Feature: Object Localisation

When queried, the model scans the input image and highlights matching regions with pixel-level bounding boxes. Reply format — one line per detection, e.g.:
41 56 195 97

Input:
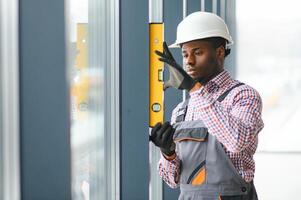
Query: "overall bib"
173 83 258 200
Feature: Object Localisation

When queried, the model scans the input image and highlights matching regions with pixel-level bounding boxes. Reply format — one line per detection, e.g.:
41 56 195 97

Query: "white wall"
254 153 301 199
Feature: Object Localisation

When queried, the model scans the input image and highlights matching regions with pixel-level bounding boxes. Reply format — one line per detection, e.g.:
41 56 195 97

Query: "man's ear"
216 46 225 59
216 46 225 67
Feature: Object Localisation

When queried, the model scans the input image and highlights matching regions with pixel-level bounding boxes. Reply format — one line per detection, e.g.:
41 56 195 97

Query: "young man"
150 12 264 200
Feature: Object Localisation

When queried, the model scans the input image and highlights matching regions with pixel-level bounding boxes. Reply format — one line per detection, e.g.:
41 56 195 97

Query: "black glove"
149 122 175 156
155 41 196 91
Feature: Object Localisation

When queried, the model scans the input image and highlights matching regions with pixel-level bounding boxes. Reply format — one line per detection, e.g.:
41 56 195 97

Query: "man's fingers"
163 42 173 59
158 58 174 66
162 41 169 52
150 122 161 143
155 50 165 57
167 128 175 143
157 122 170 139
161 126 173 143
152 122 162 132
151 122 162 138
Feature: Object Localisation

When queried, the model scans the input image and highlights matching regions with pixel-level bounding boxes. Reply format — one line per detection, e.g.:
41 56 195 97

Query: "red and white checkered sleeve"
158 154 180 188
156 103 182 188
195 86 264 153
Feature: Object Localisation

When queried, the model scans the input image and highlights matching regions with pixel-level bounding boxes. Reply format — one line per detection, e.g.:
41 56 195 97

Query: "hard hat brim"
168 42 180 48
168 39 234 49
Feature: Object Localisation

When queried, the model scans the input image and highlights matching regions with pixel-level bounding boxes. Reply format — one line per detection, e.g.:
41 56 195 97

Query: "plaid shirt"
158 70 264 188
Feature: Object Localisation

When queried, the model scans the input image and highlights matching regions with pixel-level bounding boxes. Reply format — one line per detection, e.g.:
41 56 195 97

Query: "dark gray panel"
120 0 149 199
217 0 221 16
188 0 201 14
224 0 237 77
162 3 183 200
163 0 184 122
19 0 71 199
205 0 213 12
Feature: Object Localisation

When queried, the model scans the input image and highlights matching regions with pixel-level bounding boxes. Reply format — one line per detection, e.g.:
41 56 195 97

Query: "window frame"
0 0 21 199
65 0 120 199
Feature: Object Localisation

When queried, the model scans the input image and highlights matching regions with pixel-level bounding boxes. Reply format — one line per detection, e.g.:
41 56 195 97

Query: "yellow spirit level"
149 23 164 127
149 1 164 199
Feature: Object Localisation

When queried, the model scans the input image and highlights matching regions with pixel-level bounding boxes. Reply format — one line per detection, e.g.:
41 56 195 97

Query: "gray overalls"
172 83 258 200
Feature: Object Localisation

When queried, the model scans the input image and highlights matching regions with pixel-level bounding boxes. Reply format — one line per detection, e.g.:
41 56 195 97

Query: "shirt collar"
204 70 232 93
189 70 232 98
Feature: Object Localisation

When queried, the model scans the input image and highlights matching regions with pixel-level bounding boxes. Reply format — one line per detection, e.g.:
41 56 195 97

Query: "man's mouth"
187 69 197 76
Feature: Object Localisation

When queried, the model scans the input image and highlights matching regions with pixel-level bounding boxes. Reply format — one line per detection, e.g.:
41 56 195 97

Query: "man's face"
181 39 223 84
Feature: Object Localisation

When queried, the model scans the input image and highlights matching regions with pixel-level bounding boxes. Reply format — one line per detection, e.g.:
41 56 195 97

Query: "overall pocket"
187 160 206 185
173 120 208 185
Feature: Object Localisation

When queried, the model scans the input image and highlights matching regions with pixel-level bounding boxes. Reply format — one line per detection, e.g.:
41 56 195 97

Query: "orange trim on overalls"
191 168 206 185
174 137 206 143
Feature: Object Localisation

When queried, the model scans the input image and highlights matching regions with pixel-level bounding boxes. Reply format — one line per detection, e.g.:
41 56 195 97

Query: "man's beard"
193 61 222 85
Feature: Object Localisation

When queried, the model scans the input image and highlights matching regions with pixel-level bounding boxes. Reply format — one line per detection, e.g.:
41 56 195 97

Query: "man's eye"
195 51 201 55
182 54 188 58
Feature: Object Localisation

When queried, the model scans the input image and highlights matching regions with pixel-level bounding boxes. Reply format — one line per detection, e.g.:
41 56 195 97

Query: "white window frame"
104 0 120 198
0 0 20 199
65 0 120 198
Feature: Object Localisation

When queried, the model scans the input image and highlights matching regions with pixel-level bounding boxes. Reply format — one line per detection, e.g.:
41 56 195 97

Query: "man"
150 12 264 200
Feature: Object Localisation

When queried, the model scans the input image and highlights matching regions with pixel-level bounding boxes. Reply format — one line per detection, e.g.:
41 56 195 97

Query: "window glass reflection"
67 0 105 199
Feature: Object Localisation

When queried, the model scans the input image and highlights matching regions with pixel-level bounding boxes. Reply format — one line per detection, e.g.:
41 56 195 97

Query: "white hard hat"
169 11 233 48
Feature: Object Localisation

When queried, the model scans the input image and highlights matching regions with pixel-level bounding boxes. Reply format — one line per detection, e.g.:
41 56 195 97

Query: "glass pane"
66 0 105 199
236 0 301 151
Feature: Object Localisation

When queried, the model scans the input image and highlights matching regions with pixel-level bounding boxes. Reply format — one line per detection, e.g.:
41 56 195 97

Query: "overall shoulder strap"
217 82 244 102
175 83 244 122
175 99 189 123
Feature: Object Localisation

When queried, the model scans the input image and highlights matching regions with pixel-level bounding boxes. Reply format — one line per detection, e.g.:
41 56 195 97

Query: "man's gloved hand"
155 41 196 91
149 122 175 156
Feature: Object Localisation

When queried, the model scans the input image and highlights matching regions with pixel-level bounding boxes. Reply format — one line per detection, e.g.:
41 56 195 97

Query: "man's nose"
185 54 195 66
